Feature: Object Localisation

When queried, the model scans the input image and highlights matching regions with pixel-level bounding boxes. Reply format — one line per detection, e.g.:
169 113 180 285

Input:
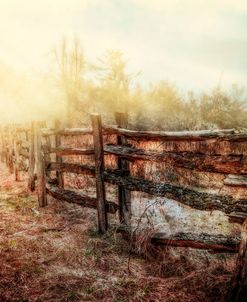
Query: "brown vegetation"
0 163 239 302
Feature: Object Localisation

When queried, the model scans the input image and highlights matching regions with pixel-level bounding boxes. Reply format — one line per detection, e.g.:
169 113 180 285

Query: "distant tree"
50 39 247 130
52 36 87 125
147 81 184 130
94 50 138 114
199 85 247 129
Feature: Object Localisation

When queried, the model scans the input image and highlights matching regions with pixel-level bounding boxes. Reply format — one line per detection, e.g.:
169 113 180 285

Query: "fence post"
4 127 8 166
28 121 36 191
91 113 108 233
35 121 47 207
44 135 52 181
13 128 21 181
0 127 5 163
55 120 64 188
115 112 131 226
7 126 14 174
226 218 247 302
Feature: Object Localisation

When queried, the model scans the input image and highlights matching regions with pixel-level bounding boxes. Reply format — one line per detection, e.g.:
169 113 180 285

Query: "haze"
0 0 246 122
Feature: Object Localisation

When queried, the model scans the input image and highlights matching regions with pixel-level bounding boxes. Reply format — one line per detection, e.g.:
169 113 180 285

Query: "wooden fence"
0 113 247 301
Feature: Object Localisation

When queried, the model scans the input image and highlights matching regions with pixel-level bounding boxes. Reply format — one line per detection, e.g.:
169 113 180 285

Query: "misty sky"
0 0 246 93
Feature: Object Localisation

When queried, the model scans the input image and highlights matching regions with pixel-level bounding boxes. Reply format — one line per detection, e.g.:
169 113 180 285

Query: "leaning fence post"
35 121 47 207
91 113 108 233
55 120 64 188
28 121 36 191
115 112 131 226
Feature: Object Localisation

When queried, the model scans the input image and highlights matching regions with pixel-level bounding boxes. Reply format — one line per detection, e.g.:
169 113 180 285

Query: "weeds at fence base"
0 167 238 301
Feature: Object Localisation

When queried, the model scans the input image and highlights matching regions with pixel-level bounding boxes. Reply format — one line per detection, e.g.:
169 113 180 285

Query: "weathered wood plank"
116 225 240 253
43 131 52 179
46 184 118 214
103 127 247 141
104 144 247 175
35 122 47 207
103 171 247 214
115 113 131 226
91 114 108 233
13 131 21 181
226 218 247 301
47 162 96 176
55 120 64 188
28 122 36 192
0 129 5 163
224 174 247 187
41 127 92 136
48 147 94 156
151 232 240 252
7 127 14 174
45 162 247 215
41 126 247 141
228 212 247 224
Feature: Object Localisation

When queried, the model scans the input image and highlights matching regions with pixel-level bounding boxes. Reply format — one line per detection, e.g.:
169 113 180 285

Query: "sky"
0 0 246 93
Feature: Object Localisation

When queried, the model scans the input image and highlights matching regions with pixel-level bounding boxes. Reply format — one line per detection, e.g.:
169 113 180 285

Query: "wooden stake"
7 127 14 174
226 218 247 302
0 127 5 163
13 129 21 181
28 122 36 191
35 121 47 207
55 120 64 188
91 114 108 233
115 112 131 226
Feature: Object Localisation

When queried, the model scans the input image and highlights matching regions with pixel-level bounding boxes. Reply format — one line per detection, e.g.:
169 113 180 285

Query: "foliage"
52 38 247 130
1 37 246 129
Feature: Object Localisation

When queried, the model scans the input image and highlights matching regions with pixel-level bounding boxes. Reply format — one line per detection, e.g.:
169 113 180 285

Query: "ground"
0 163 237 302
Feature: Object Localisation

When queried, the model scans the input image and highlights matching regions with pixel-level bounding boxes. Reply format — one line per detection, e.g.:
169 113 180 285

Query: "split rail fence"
0 113 247 301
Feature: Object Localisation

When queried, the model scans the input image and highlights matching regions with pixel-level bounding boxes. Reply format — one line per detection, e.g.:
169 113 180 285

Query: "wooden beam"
47 147 94 156
28 122 36 192
103 171 247 214
224 174 247 187
0 128 5 163
104 144 247 175
7 127 14 174
151 232 240 253
116 225 240 253
43 130 52 180
13 130 21 181
55 120 64 188
115 112 131 225
228 212 247 224
103 127 247 141
46 184 118 214
35 121 47 207
226 218 247 301
91 113 108 233
47 162 95 176
45 162 247 215
41 127 92 136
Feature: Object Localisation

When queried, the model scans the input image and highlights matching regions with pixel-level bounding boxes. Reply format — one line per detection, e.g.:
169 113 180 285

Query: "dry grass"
0 163 236 302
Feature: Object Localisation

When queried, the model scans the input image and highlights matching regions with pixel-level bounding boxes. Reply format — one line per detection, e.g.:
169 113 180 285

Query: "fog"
0 0 246 127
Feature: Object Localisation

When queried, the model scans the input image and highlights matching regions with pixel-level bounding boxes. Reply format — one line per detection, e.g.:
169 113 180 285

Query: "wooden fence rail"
0 114 247 301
